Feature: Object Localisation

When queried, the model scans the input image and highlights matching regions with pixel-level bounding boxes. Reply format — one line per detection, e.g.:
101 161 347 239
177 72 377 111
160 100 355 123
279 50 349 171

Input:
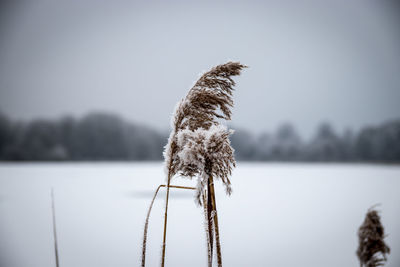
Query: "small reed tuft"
357 207 390 267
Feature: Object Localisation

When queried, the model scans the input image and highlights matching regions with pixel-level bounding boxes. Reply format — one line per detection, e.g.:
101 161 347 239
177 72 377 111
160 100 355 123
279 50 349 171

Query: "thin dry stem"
161 174 171 267
51 188 60 267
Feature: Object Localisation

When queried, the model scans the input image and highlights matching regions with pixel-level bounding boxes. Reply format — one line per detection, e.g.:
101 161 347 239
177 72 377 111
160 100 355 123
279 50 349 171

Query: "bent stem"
141 184 195 267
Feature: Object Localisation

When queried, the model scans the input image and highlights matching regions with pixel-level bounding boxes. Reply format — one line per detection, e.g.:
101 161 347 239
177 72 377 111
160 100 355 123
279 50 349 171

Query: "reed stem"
208 175 222 267
203 190 214 267
51 188 60 267
161 174 172 267
207 180 214 266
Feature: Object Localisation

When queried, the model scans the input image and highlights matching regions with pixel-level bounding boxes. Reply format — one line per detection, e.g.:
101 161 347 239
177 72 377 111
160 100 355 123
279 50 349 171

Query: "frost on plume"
176 125 235 204
162 61 246 204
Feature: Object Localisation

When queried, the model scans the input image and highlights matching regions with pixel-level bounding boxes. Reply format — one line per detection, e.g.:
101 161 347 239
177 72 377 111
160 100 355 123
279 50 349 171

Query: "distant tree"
376 120 400 162
19 120 64 160
71 113 130 160
355 120 400 163
57 116 77 159
341 128 356 161
306 122 343 161
124 124 164 160
0 111 11 158
355 127 379 161
256 132 273 160
1 121 25 160
270 123 303 161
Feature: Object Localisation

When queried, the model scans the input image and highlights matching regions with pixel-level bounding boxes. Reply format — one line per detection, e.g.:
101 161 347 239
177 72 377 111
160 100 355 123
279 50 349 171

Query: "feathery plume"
175 124 235 204
357 207 390 267
160 62 246 267
164 62 245 200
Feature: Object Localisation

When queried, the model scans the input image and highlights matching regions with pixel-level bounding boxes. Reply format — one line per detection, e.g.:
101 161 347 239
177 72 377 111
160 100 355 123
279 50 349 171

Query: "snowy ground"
0 162 399 267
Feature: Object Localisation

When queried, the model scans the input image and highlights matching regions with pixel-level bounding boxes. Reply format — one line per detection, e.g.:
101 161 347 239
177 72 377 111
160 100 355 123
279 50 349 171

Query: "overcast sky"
0 0 399 137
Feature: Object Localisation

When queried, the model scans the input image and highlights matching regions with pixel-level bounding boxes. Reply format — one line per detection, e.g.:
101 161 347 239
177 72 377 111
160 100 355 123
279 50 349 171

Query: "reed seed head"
163 61 246 204
357 207 390 267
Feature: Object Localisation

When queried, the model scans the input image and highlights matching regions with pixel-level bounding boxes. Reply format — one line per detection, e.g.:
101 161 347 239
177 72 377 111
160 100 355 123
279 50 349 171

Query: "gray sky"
0 0 399 137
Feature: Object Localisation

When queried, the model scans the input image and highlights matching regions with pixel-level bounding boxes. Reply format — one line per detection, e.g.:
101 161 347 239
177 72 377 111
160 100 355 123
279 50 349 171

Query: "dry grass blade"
51 188 60 267
357 207 390 267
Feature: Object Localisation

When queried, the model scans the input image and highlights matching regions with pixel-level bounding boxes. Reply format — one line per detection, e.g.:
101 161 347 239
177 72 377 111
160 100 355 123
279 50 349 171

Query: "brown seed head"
357 208 390 267
163 61 246 204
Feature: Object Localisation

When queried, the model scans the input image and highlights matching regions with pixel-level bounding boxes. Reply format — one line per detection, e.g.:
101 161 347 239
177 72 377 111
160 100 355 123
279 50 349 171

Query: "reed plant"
141 62 246 267
357 207 390 267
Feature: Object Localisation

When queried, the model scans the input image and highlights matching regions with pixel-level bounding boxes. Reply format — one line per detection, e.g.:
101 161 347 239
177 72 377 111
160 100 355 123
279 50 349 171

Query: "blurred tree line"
231 121 400 162
0 111 399 162
0 112 164 161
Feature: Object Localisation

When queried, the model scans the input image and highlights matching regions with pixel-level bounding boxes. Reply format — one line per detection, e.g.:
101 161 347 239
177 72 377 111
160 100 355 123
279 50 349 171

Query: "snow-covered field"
0 163 399 267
